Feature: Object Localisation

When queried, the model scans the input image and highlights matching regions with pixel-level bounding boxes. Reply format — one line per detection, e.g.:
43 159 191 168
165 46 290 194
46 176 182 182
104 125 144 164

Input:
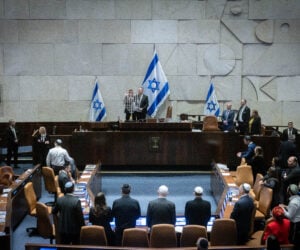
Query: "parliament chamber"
0 121 298 250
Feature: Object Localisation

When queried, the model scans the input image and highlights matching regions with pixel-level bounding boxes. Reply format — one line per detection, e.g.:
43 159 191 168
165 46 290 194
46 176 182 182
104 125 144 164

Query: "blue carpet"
12 171 215 250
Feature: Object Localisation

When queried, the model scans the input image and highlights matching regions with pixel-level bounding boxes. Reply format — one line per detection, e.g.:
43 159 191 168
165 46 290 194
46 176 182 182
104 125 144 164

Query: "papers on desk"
0 211 6 223
80 175 91 179
1 194 8 197
217 163 229 170
222 172 230 176
175 226 183 233
228 183 237 187
3 188 11 193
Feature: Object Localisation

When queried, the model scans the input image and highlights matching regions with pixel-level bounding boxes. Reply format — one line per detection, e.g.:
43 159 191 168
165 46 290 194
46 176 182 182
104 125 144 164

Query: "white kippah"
242 183 251 192
194 186 203 194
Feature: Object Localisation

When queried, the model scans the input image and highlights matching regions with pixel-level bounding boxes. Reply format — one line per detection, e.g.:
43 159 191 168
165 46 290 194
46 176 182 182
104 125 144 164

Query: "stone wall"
0 0 299 128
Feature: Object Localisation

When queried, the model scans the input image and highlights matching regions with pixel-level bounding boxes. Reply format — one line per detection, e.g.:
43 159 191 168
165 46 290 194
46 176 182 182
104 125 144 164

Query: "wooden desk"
0 165 41 250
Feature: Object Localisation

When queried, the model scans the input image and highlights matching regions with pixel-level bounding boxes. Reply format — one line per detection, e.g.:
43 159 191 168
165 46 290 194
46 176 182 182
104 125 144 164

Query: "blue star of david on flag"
147 78 160 93
89 80 107 122
142 50 170 117
204 82 220 116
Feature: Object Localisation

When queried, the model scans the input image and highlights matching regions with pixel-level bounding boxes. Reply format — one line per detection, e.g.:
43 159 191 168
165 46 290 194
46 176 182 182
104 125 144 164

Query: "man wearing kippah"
230 183 254 245
184 186 211 227
112 184 141 245
52 181 85 244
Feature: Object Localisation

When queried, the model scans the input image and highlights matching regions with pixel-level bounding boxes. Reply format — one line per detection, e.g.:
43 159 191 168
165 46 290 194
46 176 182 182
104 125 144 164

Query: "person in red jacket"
262 206 290 244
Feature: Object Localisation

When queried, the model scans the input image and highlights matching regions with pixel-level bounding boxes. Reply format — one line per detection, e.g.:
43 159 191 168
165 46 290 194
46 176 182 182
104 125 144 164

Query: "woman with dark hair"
249 146 267 181
89 192 115 245
248 109 261 135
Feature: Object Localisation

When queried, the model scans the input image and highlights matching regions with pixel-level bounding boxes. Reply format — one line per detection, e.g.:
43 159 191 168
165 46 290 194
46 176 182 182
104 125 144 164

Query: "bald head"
158 185 169 197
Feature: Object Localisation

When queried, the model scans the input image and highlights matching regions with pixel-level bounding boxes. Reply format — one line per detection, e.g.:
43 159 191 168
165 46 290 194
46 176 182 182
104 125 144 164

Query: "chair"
122 228 149 247
180 225 207 247
249 173 264 201
80 225 107 246
255 186 273 220
0 166 14 187
146 118 157 123
210 218 237 246
54 175 63 198
202 115 220 131
24 182 52 236
150 224 177 248
36 202 55 244
42 167 58 206
235 165 254 187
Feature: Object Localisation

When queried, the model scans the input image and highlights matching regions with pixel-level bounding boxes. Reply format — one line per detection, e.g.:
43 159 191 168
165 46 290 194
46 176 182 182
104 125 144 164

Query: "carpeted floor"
10 167 216 250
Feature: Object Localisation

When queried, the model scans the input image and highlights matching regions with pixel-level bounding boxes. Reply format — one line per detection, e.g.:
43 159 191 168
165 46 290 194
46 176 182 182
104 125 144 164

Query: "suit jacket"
184 197 211 226
221 110 235 131
241 142 256 162
230 194 254 244
138 94 149 114
112 195 141 230
52 193 85 235
278 140 298 168
146 197 176 227
236 105 250 123
5 126 19 148
282 127 298 141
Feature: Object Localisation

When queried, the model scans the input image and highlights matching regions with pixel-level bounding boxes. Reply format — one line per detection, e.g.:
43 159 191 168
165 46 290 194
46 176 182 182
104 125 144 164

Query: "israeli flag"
142 50 170 117
204 82 220 116
89 80 107 122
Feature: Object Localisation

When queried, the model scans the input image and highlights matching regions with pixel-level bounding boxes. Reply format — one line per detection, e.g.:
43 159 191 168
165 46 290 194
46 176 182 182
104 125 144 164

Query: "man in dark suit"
133 87 149 121
230 183 254 245
236 135 256 163
5 119 19 167
221 102 235 132
184 186 211 226
52 181 85 244
282 121 298 143
146 185 176 228
236 99 250 135
112 184 141 245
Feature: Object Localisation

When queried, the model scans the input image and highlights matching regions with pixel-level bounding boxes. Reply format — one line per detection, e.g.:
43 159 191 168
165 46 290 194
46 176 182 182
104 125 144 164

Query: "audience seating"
54 175 63 198
36 202 55 244
255 186 273 220
210 219 237 246
202 116 220 131
235 165 254 187
180 225 207 247
80 225 107 246
150 224 177 248
41 167 58 206
0 166 14 187
24 182 52 236
122 228 149 247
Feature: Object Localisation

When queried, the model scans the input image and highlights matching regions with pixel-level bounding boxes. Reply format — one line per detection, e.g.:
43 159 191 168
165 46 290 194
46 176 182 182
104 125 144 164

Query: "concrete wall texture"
0 0 299 127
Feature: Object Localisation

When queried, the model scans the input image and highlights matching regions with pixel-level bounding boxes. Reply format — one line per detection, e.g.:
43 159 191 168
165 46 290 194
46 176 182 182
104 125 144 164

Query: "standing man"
236 99 250 135
282 121 298 143
5 119 19 167
230 183 255 245
133 87 149 121
236 135 256 163
123 89 135 121
46 139 75 176
221 102 235 132
52 181 85 244
280 184 300 249
146 185 176 228
112 184 141 245
184 186 211 227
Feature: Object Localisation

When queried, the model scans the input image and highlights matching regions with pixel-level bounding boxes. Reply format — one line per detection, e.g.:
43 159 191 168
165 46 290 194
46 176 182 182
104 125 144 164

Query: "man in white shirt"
46 139 74 175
